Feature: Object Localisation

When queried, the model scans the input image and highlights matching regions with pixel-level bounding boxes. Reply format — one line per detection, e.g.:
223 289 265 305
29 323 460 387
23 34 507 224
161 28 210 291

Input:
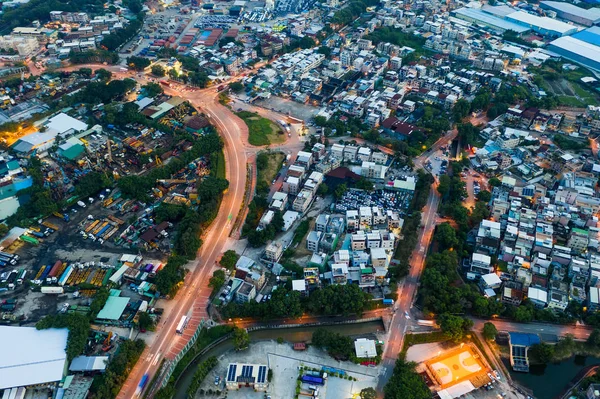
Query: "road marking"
151 352 161 366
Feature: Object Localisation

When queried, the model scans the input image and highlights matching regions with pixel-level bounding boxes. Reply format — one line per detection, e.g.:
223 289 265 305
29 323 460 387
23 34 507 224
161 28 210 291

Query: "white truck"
41 286 64 294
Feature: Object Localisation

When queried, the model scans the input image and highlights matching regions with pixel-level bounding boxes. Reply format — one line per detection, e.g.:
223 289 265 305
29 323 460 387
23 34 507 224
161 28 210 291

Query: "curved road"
117 86 250 398
52 65 308 398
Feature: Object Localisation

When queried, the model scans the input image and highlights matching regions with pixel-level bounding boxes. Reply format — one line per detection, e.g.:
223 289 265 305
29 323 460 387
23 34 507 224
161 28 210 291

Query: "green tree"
434 222 458 250
220 250 239 270
233 327 250 350
530 342 554 364
482 322 498 341
167 67 179 79
439 314 473 342
229 81 244 93
356 178 374 191
151 64 165 77
126 56 150 71
142 82 163 97
317 184 329 196
0 223 8 237
96 68 112 81
124 0 143 13
477 190 492 202
334 183 347 199
470 201 491 226
489 177 501 187
209 269 226 292
587 329 600 347
74 172 111 198
514 305 534 323
76 67 93 78
360 388 377 399
317 46 332 58
437 175 451 197
453 98 470 121
384 357 430 399
138 312 153 331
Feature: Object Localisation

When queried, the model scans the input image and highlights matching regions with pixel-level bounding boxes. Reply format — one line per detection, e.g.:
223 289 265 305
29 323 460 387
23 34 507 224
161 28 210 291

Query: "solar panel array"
237 365 255 382
227 364 237 382
257 366 267 383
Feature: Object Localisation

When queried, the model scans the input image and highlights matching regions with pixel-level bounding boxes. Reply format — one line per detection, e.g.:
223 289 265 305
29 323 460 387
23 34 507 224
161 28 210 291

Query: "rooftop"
96 296 130 320
0 326 68 390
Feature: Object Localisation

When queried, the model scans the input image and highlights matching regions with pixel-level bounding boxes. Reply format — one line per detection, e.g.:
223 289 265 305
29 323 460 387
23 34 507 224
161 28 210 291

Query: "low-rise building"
226 363 268 391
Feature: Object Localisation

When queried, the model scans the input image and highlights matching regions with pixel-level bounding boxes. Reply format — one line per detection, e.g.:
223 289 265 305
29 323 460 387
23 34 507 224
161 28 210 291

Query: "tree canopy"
384 357 430 399
482 322 498 340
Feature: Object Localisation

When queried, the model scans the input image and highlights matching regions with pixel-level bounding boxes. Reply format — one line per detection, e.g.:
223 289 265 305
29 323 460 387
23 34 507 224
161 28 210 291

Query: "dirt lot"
254 96 319 123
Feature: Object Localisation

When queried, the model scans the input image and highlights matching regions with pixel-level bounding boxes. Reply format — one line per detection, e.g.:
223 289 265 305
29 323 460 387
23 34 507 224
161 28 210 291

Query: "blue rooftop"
573 26 600 46
509 332 540 347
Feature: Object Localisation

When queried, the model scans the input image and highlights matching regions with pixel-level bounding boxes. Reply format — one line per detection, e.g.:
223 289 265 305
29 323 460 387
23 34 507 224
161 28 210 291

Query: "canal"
506 356 600 399
173 320 385 399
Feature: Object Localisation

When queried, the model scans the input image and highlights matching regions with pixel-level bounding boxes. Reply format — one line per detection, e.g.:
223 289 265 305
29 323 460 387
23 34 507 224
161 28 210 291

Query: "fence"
146 318 207 397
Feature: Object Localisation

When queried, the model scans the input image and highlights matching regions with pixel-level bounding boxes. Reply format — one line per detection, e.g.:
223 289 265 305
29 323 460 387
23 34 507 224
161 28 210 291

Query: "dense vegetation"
312 329 355 360
383 357 430 399
70 50 119 65
365 27 426 51
330 0 380 26
1 0 105 31
222 284 371 319
553 134 589 151
101 19 143 51
8 157 59 226
69 78 137 105
119 133 227 296
157 48 210 87
89 339 146 399
186 356 218 398
240 176 289 247
220 250 240 270
392 170 433 279
74 172 112 199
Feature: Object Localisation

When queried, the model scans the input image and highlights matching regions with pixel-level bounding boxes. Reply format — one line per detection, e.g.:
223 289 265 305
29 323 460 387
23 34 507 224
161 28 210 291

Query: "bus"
176 315 189 334
134 373 149 397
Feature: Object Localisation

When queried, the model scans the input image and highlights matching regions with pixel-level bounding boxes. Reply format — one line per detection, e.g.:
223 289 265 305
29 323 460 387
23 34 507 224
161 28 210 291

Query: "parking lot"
334 188 413 214
194 15 238 29
200 340 380 399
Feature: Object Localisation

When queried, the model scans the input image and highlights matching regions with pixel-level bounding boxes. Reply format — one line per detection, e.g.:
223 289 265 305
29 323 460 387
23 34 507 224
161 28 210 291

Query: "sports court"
425 346 485 388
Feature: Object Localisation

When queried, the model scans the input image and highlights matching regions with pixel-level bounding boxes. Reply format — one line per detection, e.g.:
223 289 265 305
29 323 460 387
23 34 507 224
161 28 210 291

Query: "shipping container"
20 235 38 245
48 261 63 278
59 265 74 286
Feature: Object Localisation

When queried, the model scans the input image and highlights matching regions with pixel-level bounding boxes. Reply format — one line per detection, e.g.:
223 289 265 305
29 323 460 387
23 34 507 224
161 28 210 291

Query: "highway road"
116 84 252 398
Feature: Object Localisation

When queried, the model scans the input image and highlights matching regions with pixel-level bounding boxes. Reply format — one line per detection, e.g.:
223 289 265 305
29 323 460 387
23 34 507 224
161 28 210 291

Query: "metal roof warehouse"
96 296 130 320
0 325 68 390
